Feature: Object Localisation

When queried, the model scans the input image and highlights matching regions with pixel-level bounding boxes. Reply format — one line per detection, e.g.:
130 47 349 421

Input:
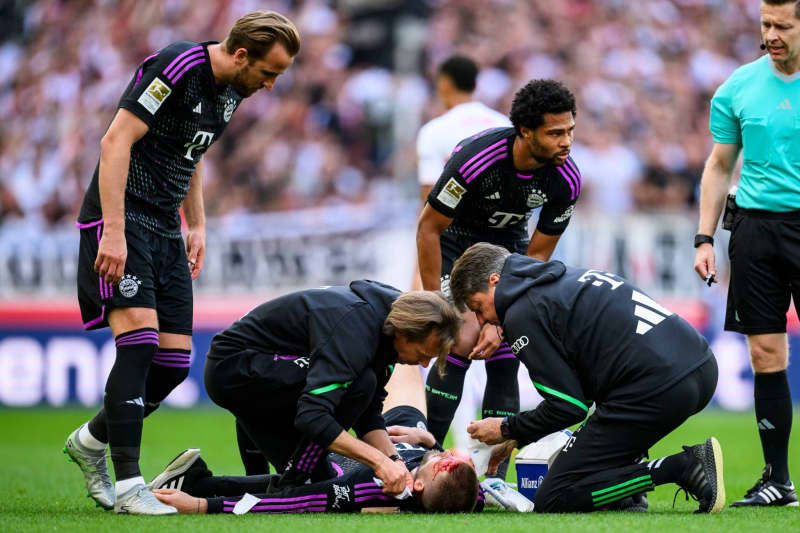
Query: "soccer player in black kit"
451 243 725 514
416 79 581 478
63 12 301 515
147 366 482 515
203 283 462 498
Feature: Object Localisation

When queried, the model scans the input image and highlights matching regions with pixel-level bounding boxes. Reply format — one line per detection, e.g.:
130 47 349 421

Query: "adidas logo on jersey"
485 191 500 200
193 102 202 114
631 290 673 335
776 98 792 110
125 397 144 407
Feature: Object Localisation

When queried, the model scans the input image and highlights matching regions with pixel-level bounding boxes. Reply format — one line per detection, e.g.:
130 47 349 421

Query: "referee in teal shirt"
694 0 800 508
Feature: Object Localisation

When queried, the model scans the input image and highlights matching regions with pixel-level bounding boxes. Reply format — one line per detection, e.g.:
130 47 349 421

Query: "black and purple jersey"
79 40 243 238
206 442 485 513
427 127 581 241
207 442 431 514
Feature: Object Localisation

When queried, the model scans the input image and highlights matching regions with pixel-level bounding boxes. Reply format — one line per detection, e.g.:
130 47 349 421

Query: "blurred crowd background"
0 0 760 231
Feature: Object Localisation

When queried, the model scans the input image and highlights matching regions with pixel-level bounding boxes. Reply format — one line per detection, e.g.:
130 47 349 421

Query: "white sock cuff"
116 476 145 496
78 423 107 451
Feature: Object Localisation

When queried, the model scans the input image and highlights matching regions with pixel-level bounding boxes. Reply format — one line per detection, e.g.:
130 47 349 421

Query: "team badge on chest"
224 97 238 122
526 189 547 208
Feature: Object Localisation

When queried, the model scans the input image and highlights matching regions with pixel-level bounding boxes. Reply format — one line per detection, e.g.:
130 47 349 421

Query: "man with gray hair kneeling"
201 282 462 498
449 243 725 513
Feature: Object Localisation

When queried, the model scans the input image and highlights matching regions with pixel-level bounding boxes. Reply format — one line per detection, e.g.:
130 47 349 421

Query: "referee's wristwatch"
693 234 714 248
500 417 512 440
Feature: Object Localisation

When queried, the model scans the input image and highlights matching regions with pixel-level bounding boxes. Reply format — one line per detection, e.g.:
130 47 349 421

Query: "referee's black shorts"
76 219 193 334
725 209 800 335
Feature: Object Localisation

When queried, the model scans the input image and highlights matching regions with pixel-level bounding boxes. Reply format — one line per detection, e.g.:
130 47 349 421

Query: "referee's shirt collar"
767 55 800 82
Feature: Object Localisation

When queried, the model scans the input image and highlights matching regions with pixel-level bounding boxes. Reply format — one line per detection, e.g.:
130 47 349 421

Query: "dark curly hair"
509 79 576 136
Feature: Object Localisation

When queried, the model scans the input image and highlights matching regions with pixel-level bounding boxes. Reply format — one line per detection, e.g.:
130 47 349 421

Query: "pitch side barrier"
1 297 798 409
1 207 797 407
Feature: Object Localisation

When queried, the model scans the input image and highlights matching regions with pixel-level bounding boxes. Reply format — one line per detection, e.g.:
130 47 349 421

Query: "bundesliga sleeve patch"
437 177 467 209
138 77 172 114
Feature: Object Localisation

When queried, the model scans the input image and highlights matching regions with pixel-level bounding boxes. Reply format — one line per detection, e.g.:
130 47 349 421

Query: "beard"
231 69 258 98
530 138 568 165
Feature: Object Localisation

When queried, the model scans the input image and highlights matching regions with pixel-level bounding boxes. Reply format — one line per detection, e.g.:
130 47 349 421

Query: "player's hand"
387 425 436 448
469 323 503 360
486 440 517 476
467 417 504 445
374 456 412 496
152 488 207 514
94 229 127 285
693 243 717 284
185 227 206 280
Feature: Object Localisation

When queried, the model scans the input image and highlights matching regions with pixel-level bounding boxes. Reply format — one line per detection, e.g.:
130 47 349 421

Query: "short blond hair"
383 291 462 358
224 11 300 59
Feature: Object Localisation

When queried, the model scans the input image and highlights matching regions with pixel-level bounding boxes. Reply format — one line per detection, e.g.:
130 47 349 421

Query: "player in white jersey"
416 55 510 203
413 56 513 477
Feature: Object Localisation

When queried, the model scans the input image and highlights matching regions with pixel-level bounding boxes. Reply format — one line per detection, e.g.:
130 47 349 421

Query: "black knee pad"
533 480 561 513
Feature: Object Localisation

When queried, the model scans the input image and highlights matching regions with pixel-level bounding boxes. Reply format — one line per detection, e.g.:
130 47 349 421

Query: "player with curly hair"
417 79 582 481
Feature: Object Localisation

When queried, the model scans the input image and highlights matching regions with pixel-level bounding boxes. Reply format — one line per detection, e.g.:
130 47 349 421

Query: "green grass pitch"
1 407 797 532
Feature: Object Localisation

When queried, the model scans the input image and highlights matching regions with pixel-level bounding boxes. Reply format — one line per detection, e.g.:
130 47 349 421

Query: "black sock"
144 348 191 416
482 344 520 480
87 408 109 444
755 370 792 484
647 450 693 486
105 328 158 481
425 354 471 444
86 347 191 441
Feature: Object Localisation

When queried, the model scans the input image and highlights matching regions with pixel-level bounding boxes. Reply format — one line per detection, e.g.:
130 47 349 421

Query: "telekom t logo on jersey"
184 131 214 160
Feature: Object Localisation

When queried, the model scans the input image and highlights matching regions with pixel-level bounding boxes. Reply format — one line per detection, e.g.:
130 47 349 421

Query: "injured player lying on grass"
149 365 528 514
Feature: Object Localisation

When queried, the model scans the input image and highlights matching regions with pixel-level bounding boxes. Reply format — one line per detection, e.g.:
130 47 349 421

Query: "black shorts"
725 209 800 335
383 405 429 431
76 219 193 334
440 230 528 295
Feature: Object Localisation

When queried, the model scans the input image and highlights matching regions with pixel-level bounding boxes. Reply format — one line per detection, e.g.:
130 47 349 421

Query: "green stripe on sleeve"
309 381 353 395
532 382 589 412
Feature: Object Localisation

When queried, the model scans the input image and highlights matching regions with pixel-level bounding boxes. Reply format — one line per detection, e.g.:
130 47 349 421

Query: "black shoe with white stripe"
676 437 725 513
147 449 208 492
731 465 798 507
